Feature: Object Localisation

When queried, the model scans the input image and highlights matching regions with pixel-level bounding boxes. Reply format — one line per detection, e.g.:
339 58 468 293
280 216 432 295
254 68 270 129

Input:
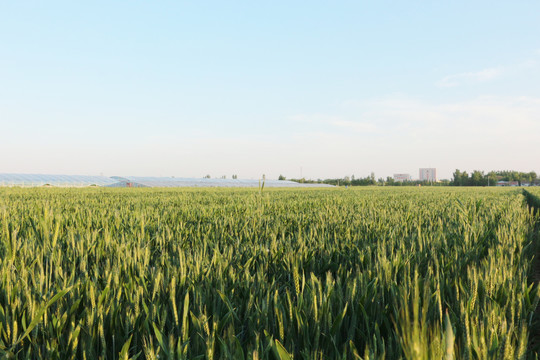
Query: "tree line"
451 170 538 186
285 170 538 187
287 173 449 187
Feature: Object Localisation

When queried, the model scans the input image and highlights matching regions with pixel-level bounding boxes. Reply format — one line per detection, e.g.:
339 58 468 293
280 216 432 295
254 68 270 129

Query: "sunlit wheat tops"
0 187 539 359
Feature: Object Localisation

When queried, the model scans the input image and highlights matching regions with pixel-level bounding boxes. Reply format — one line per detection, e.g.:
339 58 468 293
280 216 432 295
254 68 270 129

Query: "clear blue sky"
1 1 539 180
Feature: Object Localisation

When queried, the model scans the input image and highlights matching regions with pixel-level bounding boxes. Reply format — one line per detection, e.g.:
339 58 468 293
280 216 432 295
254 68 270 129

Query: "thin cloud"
289 114 378 134
437 51 540 88
331 120 377 133
288 114 340 124
437 67 502 87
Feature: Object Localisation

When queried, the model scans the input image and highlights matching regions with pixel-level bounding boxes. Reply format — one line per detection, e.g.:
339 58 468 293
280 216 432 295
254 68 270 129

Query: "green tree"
488 171 497 186
471 170 484 186
461 171 469 186
452 169 462 186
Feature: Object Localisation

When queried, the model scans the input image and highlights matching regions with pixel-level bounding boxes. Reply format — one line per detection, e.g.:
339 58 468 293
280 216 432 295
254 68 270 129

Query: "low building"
393 174 412 182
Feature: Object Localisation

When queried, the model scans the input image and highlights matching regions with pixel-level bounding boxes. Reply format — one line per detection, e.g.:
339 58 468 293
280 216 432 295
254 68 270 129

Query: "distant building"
498 180 533 187
419 168 437 182
393 173 412 182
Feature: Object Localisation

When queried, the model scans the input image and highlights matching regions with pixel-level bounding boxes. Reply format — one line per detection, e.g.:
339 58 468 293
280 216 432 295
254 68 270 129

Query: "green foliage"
453 169 539 186
0 187 538 359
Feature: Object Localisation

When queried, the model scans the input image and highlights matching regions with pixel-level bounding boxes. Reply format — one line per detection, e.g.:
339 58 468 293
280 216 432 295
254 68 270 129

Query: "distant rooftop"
0 173 333 188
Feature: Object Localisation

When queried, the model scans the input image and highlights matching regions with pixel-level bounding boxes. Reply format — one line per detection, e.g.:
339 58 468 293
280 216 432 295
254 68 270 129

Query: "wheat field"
0 187 539 359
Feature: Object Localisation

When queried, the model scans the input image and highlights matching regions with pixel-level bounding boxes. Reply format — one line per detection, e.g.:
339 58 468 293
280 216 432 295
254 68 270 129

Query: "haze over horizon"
1 1 539 180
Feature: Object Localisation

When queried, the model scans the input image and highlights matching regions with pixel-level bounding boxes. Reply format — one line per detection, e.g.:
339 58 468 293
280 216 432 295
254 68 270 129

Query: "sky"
1 1 539 180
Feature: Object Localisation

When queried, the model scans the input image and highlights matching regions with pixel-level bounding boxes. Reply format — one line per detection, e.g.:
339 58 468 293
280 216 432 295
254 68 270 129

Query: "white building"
393 173 412 182
419 168 437 182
